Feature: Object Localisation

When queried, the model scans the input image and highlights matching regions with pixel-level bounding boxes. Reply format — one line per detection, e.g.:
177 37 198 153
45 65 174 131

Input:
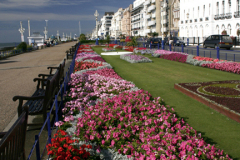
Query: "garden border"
174 83 240 123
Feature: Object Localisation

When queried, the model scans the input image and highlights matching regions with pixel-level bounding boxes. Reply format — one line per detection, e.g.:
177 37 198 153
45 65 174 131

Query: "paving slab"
0 41 76 132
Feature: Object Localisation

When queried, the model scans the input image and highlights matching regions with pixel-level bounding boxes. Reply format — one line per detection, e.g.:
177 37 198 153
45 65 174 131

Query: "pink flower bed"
85 68 122 79
82 57 106 62
160 53 188 63
76 90 231 159
202 62 240 74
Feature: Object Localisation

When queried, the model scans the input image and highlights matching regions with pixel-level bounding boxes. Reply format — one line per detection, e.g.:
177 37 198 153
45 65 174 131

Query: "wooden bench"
13 70 59 126
38 59 66 89
0 105 29 160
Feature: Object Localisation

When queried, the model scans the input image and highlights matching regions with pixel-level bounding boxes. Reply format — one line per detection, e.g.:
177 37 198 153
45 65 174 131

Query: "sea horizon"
0 42 21 50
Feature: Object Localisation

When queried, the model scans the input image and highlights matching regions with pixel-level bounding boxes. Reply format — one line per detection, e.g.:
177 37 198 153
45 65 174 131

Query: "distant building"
122 4 133 36
99 12 114 38
27 32 44 46
109 8 124 39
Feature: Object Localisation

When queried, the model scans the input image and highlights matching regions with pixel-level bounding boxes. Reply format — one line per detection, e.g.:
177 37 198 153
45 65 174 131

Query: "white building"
179 0 240 42
99 12 114 38
109 8 124 39
131 0 147 36
27 32 44 46
145 0 157 35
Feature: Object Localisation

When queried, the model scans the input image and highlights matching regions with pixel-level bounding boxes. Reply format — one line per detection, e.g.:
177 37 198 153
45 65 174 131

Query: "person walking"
169 37 174 51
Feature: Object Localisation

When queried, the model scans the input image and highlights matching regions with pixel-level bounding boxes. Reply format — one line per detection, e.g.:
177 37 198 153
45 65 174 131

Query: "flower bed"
102 48 115 52
76 90 231 159
47 45 232 160
107 44 118 48
82 56 106 62
202 62 240 74
113 45 122 49
160 53 188 63
74 61 103 72
120 54 152 63
85 68 122 79
175 80 240 123
152 50 173 57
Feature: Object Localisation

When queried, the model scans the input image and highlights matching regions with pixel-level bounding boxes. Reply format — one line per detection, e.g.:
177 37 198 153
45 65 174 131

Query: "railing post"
55 95 59 122
143 42 145 48
150 43 152 49
187 38 189 46
216 46 220 59
35 135 41 160
47 112 51 144
158 43 159 49
197 45 199 56
162 40 164 50
181 44 184 53
234 54 235 62
169 44 171 51
138 43 139 48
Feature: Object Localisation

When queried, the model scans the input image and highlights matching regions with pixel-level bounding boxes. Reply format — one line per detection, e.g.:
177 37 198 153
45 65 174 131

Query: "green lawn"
92 47 240 159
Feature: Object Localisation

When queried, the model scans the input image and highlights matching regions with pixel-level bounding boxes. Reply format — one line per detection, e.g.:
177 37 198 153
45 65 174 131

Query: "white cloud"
0 12 95 21
0 0 89 9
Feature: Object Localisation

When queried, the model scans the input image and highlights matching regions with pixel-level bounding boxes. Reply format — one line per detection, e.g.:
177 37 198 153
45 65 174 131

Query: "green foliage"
17 42 27 52
150 32 159 37
78 33 86 42
106 35 110 47
91 46 240 159
126 36 138 47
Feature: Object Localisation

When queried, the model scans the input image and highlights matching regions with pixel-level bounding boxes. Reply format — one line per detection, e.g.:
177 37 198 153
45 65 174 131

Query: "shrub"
17 42 27 52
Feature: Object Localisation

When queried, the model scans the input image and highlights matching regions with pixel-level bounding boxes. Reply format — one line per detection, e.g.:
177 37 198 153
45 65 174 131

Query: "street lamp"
45 20 48 40
19 21 25 42
186 13 189 19
94 10 99 39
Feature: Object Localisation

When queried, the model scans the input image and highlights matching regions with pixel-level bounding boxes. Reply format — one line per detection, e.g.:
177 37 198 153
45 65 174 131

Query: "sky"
0 0 132 43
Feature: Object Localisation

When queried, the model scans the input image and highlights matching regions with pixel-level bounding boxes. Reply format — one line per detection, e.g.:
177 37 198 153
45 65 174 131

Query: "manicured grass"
92 47 240 159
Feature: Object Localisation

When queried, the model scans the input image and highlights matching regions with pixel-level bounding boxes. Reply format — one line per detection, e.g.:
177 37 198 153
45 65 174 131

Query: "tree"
78 34 86 42
237 29 240 37
126 36 138 48
152 32 159 37
17 42 27 52
106 35 110 48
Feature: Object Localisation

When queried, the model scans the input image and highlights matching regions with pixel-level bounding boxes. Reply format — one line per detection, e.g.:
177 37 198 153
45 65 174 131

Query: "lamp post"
19 21 25 42
43 27 48 41
45 20 48 40
57 30 59 41
94 10 99 39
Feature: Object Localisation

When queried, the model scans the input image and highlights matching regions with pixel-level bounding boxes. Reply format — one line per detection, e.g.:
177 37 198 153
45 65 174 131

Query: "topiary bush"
17 42 27 52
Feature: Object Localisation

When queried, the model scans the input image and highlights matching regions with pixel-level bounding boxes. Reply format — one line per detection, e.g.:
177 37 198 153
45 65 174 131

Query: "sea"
0 42 20 50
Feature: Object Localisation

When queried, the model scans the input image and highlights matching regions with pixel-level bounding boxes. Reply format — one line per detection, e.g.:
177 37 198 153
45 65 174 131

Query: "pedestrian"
169 37 174 51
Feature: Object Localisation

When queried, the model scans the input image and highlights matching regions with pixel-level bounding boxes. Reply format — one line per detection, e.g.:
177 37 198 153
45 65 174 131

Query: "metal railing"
27 43 80 160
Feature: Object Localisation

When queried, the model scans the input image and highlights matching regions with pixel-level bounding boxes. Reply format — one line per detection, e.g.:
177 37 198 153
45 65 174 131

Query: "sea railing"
27 43 79 160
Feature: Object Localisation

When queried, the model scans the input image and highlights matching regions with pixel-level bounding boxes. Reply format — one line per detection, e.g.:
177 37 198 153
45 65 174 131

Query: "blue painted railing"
27 43 79 160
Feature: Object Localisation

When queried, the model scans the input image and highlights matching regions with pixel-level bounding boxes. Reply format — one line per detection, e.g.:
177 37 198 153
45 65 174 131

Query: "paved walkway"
0 41 76 132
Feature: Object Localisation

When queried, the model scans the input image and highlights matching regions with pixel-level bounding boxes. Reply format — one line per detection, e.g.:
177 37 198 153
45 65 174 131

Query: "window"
222 0 225 14
228 0 231 12
238 0 240 12
217 2 219 14
198 6 200 17
209 4 211 15
203 5 205 17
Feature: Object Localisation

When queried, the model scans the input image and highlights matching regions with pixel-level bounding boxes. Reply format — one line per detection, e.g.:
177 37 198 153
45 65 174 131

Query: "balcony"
151 28 156 32
151 0 155 3
162 27 168 32
214 14 220 20
148 20 156 26
148 5 156 12
205 17 209 21
146 29 151 33
146 14 151 19
145 0 151 6
219 14 225 19
162 11 167 16
234 11 240 18
131 18 140 23
152 13 156 18
225 13 232 19
163 19 167 24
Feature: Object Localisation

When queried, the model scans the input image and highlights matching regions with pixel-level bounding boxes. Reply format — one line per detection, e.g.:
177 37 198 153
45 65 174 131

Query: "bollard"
197 46 199 56
169 44 171 51
115 40 117 44
187 38 189 46
143 42 145 48
150 44 152 49
216 46 220 59
162 40 164 50
181 44 184 53
47 112 51 144
158 43 160 50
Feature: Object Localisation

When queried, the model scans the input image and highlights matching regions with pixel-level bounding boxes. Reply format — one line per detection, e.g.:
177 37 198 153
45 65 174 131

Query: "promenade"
0 41 76 132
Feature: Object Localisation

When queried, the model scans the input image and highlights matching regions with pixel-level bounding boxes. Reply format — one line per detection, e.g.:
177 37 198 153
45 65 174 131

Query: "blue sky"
0 0 132 43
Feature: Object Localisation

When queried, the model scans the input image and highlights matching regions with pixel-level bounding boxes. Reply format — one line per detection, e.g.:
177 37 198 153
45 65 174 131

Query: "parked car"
145 37 162 47
203 35 233 50
164 37 185 46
